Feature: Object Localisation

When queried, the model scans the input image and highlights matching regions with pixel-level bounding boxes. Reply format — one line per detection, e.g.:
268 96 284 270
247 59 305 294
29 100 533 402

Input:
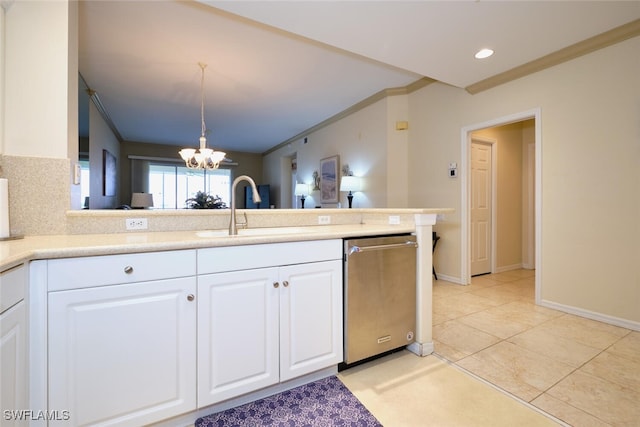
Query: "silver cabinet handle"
283 281 289 287
124 266 134 274
187 294 195 302
273 282 279 288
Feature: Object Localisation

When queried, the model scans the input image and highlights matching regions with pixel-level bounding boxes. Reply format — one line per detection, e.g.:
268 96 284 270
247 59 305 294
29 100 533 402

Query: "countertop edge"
1 224 418 271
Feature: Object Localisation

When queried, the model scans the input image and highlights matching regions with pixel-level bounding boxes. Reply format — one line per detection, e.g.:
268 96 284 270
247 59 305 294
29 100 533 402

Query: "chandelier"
178 63 226 169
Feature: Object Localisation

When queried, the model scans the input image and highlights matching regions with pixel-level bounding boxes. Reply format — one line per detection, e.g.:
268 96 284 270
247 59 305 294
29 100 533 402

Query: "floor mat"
195 376 382 426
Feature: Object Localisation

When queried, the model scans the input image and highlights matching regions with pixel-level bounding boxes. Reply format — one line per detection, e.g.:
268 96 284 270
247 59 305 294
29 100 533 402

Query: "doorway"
460 109 541 301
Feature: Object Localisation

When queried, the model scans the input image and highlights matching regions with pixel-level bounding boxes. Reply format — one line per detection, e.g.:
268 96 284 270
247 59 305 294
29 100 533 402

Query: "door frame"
460 108 542 303
470 137 497 276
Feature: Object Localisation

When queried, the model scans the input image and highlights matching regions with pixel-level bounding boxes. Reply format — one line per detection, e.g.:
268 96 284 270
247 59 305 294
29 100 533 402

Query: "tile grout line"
436 271 637 426
430 353 570 427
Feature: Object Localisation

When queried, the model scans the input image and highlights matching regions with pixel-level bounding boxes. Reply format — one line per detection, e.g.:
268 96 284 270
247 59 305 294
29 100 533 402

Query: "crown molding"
263 77 435 156
466 19 640 95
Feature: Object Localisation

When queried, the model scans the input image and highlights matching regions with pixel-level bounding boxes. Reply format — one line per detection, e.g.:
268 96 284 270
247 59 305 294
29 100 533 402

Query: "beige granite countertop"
0 223 415 271
1 208 453 271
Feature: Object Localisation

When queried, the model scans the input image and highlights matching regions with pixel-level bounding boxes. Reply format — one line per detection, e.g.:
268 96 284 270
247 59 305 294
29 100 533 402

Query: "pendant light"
178 63 226 169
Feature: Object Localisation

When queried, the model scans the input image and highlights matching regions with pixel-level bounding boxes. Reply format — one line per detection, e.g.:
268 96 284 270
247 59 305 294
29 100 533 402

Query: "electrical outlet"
125 218 148 230
318 215 331 225
388 215 400 225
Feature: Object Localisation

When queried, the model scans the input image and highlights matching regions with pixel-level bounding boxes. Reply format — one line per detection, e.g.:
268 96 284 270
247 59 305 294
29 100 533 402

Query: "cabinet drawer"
197 240 342 275
48 250 196 291
0 264 26 313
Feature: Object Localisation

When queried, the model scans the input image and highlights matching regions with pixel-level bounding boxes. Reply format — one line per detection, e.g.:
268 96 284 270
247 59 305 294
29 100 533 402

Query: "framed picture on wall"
102 149 116 197
320 155 339 204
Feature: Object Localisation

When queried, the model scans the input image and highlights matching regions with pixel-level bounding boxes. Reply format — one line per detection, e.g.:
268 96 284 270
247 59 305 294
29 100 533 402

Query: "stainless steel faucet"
229 175 262 235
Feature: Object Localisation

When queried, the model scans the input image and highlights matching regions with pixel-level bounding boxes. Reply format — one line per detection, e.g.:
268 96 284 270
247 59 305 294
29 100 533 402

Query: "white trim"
433 273 466 285
461 108 542 294
540 299 640 332
523 143 536 270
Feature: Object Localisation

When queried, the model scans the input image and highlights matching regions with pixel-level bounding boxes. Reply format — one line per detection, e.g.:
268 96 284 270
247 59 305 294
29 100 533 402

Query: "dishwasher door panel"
344 235 417 364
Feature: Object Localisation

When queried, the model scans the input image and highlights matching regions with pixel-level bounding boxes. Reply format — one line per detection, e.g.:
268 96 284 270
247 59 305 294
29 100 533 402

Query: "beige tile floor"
431 270 640 427
339 350 561 426
339 270 639 426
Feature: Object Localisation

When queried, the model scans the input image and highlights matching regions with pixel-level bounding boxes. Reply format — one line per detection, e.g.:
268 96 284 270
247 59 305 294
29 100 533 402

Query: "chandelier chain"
200 62 206 139
178 62 226 170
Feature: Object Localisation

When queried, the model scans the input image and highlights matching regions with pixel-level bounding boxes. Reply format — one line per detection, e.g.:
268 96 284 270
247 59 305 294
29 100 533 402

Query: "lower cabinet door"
48 277 197 427
197 268 279 407
280 260 343 381
1 301 27 427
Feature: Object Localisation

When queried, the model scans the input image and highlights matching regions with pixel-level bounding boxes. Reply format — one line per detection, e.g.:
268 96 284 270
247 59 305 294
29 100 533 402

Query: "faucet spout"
229 175 261 235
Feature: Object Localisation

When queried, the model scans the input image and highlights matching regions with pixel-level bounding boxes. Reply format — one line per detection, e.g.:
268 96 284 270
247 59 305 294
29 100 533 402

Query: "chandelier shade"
178 63 226 169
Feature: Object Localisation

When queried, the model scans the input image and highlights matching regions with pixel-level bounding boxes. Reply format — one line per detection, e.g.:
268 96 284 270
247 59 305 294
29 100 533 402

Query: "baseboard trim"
539 299 640 332
494 264 524 274
152 367 337 426
433 273 465 285
407 341 434 356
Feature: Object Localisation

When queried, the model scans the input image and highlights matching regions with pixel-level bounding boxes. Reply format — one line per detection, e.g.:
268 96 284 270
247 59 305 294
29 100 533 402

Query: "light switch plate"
73 162 81 185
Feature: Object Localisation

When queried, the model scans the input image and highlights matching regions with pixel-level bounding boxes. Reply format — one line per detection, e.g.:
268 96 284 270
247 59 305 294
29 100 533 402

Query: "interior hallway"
340 270 639 426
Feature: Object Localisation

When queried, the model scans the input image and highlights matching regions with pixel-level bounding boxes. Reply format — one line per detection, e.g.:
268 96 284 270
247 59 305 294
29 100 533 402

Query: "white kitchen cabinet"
30 242 342 424
0 264 27 427
197 240 343 407
197 267 280 406
46 251 197 427
279 260 343 382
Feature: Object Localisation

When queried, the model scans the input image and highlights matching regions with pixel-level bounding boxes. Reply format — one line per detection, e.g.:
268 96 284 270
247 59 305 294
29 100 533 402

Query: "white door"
471 141 492 276
197 268 280 407
48 277 197 426
279 260 343 381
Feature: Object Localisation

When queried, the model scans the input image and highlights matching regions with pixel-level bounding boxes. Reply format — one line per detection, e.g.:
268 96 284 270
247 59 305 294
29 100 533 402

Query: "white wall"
0 1 76 234
263 96 403 209
409 36 640 326
1 5 5 154
265 35 640 326
3 0 72 159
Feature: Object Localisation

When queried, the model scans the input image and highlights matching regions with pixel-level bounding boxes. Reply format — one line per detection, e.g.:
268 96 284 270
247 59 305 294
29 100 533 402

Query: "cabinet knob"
283 281 289 287
124 266 134 274
187 294 195 302
273 282 279 288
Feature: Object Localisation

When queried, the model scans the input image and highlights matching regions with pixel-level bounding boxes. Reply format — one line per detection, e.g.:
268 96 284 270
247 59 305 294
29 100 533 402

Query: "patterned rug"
195 376 382 426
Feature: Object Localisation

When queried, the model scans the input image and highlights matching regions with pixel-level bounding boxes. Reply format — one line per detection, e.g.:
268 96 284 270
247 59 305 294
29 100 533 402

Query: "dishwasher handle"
348 240 418 256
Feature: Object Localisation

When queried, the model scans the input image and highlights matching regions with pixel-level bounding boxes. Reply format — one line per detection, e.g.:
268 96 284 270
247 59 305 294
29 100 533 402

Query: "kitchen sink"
195 226 314 238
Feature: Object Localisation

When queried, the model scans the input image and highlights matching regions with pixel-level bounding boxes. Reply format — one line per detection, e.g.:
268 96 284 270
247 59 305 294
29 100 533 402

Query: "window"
148 164 231 209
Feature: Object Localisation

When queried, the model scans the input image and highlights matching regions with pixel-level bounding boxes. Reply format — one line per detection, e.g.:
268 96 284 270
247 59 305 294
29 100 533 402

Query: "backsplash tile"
0 155 70 236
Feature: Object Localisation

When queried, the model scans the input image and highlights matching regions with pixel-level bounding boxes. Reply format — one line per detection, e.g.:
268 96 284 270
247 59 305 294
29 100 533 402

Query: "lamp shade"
131 192 154 208
294 183 309 196
340 176 362 192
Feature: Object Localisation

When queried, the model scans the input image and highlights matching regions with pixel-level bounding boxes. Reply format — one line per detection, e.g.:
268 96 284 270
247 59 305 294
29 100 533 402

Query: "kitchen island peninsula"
0 208 451 427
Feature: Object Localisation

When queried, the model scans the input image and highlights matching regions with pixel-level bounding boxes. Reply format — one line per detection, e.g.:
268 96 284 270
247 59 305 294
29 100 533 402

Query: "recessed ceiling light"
475 48 494 59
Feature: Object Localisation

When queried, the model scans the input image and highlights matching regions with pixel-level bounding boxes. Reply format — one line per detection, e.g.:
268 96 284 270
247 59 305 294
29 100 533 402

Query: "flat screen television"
244 184 270 209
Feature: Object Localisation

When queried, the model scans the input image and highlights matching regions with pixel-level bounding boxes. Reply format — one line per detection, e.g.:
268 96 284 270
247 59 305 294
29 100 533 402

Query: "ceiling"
78 1 640 154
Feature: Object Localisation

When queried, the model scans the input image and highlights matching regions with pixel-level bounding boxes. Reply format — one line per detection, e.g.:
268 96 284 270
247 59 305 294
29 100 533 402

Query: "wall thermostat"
448 162 458 178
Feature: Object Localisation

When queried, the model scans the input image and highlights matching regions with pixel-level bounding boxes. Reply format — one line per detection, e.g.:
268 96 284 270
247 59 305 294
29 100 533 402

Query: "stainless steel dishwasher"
342 234 418 366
